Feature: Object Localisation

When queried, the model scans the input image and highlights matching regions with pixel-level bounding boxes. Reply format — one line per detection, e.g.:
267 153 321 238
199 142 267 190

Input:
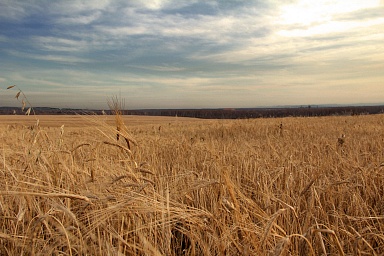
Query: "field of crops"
0 114 383 255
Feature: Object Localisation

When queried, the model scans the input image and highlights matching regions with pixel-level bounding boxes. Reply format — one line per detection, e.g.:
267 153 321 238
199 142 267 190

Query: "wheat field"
0 114 383 255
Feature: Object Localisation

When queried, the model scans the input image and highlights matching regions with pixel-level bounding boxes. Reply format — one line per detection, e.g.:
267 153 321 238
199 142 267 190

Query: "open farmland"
0 114 201 128
0 114 383 255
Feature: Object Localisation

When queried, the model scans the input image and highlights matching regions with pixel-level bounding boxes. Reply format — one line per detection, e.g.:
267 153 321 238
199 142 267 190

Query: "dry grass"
0 113 383 255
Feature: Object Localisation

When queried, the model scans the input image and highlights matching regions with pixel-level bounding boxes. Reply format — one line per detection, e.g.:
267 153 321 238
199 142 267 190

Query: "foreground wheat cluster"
0 114 383 255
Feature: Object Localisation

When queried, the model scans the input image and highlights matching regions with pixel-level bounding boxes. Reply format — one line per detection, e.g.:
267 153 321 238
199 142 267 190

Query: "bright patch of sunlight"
277 0 382 36
279 0 380 26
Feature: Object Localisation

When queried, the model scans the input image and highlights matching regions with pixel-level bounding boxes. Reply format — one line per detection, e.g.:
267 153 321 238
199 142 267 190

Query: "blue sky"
0 0 383 109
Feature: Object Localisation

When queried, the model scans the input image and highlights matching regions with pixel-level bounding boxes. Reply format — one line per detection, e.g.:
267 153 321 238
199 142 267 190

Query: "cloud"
50 0 112 15
0 1 33 21
7 50 91 64
31 36 89 52
336 6 384 21
126 64 186 72
0 0 383 108
277 0 381 26
95 25 149 36
56 12 102 25
129 0 203 11
278 17 384 37
276 0 384 38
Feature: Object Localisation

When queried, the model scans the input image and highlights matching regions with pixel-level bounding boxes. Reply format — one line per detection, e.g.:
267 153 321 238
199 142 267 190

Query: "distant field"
0 114 202 127
0 114 383 255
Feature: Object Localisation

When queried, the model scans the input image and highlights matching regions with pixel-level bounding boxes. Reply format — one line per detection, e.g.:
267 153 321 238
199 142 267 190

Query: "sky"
0 0 383 109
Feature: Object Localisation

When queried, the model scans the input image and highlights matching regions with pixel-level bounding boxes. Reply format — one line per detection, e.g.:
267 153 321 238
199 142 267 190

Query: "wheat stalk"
107 95 137 149
6 85 36 116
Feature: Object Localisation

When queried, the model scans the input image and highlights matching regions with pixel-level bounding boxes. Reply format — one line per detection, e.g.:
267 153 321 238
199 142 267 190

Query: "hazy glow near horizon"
0 0 383 109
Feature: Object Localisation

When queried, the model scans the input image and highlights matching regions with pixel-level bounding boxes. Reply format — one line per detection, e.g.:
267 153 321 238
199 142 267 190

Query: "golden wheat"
0 114 383 254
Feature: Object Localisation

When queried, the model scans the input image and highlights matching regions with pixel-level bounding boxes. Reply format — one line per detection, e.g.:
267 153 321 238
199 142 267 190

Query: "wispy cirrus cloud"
31 36 89 52
7 50 91 64
55 12 103 25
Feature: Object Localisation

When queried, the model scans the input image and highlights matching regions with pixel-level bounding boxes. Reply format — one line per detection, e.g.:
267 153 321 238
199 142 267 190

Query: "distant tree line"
1 105 383 118
123 105 384 119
